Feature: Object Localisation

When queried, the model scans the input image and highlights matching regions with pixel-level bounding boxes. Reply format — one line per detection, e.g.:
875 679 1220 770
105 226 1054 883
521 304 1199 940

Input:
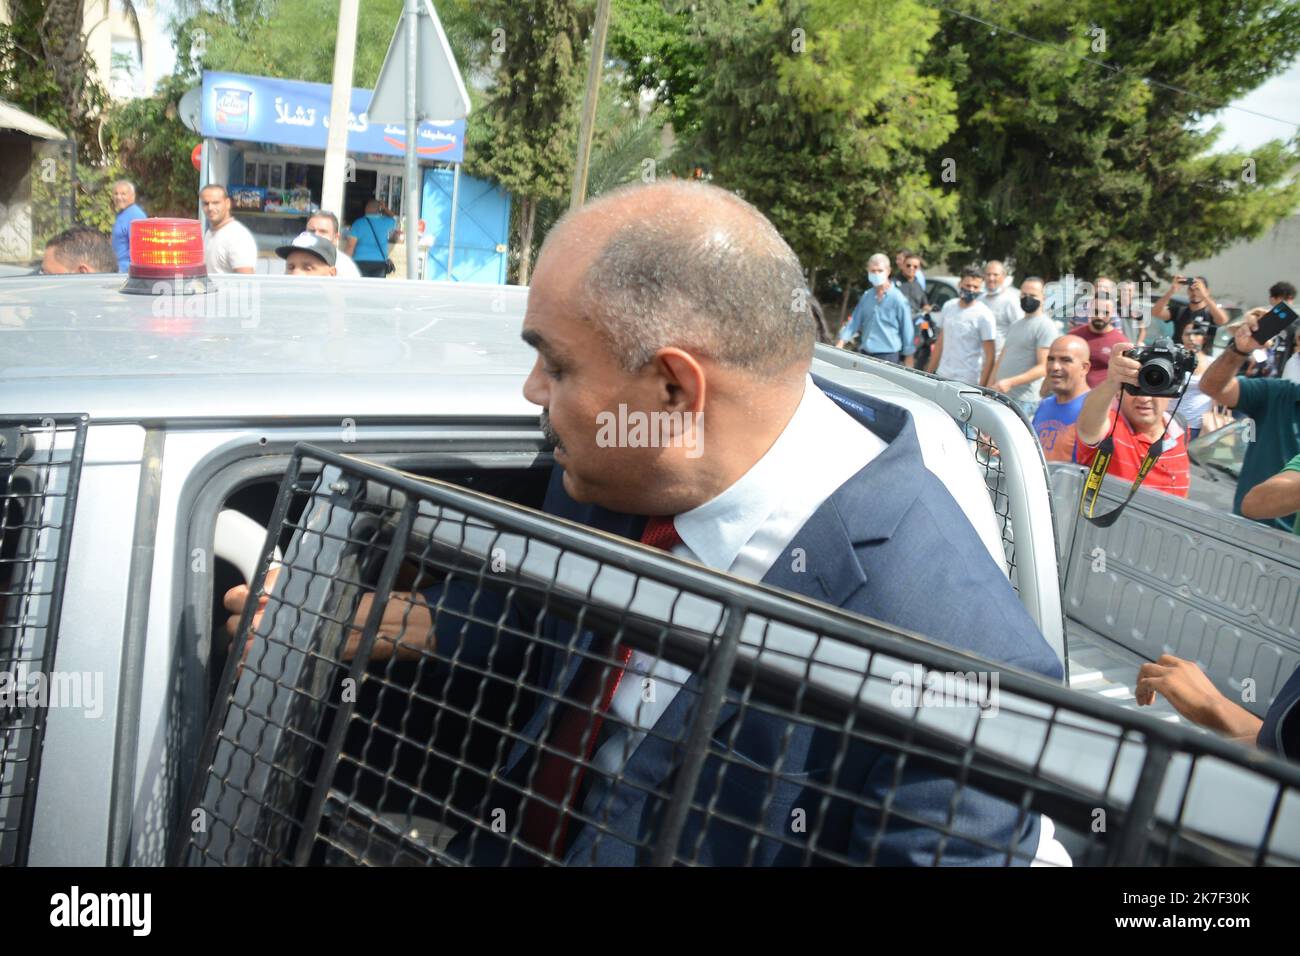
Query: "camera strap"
1078 388 1186 527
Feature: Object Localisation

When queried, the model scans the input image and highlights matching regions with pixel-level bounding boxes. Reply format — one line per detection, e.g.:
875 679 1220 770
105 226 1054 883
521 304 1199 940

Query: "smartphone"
1253 300 1299 345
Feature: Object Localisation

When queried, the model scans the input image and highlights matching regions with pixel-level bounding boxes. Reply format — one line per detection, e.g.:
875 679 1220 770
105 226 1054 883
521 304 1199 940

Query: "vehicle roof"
0 274 540 421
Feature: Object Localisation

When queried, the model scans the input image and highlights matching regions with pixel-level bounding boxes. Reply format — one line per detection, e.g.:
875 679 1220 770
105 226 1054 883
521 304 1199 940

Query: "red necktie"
519 515 681 858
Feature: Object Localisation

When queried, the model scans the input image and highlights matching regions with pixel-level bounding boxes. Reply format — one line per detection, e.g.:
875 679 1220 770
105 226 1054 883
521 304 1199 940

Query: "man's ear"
653 348 705 413
77 263 93 274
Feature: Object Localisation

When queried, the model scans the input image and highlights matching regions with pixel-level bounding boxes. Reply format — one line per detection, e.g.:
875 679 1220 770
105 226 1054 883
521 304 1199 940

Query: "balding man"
1032 336 1092 462
225 181 1061 866
110 180 147 271
834 252 915 365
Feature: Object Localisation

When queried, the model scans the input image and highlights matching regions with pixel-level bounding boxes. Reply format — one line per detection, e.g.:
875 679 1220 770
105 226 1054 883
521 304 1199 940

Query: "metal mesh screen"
179 444 1300 867
0 416 88 867
964 423 1018 590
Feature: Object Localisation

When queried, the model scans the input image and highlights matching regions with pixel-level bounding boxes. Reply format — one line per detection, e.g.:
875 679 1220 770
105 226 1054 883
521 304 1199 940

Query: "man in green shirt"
1242 453 1300 534
1200 309 1300 532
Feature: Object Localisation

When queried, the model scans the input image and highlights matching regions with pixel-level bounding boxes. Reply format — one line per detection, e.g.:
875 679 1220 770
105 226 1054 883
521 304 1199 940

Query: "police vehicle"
1 219 1296 867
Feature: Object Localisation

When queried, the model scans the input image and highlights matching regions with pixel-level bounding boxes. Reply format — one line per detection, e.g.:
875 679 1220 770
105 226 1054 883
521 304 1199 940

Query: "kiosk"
198 70 503 278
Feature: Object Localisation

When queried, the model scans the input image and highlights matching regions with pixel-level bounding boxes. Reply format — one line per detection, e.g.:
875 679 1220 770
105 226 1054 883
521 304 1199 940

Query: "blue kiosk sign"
200 71 465 162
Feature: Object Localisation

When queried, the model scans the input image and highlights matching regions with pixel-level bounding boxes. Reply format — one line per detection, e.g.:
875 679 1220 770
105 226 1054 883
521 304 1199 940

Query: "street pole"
404 0 419 280
322 0 360 222
569 0 612 211
447 164 460 280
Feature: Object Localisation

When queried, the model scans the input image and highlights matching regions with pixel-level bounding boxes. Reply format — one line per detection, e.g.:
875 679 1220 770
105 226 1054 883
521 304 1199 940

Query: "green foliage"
679 0 959 292
531 88 669 260
467 0 590 280
105 74 205 217
928 0 1300 280
0 0 113 159
608 0 705 136
171 0 486 87
469 1 588 202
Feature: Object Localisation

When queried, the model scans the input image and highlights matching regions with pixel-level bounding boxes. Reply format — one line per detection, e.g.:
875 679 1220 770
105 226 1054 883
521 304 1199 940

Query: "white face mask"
867 271 887 287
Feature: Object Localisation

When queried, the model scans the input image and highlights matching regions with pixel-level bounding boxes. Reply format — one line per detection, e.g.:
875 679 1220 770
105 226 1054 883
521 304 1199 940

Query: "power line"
934 3 1300 133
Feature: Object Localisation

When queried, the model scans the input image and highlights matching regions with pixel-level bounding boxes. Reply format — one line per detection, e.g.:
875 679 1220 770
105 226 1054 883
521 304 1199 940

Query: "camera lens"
1138 357 1174 392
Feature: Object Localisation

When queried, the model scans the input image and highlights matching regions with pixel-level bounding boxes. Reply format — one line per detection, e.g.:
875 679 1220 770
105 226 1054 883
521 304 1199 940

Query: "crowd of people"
835 255 1300 534
38 179 402 279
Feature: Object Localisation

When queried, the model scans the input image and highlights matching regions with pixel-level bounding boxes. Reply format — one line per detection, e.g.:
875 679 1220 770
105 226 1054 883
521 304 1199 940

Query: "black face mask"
960 289 980 303
1020 295 1042 314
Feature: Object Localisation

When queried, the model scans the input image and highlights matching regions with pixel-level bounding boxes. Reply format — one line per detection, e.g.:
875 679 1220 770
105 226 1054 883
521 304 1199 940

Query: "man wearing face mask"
927 267 996 386
835 252 916 366
982 259 1024 351
987 277 1058 418
1068 281 1129 389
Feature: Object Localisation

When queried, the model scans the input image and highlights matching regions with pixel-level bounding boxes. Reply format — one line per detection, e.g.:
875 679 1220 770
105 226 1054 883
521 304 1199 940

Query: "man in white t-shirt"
928 267 997 386
982 259 1024 350
200 184 258 274
306 210 361 278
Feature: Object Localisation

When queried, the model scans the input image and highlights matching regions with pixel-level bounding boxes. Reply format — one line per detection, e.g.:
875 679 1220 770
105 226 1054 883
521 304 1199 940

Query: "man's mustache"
539 410 564 452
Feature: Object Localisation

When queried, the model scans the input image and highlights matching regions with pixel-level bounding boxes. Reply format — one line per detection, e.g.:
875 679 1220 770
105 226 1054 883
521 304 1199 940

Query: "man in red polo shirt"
1073 338 1190 497
1068 280 1130 389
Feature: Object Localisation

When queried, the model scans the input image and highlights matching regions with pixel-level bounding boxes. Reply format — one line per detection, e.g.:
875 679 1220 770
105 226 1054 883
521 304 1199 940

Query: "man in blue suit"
229 181 1064 864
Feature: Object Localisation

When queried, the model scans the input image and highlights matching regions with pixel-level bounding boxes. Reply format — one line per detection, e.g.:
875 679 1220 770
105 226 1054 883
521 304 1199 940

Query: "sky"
1198 60 1300 152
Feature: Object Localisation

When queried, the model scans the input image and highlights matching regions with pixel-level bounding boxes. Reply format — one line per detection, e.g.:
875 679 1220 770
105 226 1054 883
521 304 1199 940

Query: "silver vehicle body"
1 272 1295 865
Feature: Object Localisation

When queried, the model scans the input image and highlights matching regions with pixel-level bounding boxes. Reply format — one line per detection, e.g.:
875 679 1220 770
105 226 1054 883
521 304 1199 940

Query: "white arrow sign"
368 0 471 123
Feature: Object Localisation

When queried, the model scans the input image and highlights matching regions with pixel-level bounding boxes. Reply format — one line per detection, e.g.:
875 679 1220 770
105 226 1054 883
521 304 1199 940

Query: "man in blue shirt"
834 253 916 365
345 198 402 278
110 180 147 272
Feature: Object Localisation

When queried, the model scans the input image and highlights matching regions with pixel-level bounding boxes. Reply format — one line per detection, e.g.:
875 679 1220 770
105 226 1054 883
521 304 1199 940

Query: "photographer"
1151 275 1230 351
1073 339 1190 498
1199 308 1300 531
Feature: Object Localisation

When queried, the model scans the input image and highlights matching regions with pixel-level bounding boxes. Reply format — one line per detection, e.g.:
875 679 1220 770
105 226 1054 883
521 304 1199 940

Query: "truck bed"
1066 618 1186 724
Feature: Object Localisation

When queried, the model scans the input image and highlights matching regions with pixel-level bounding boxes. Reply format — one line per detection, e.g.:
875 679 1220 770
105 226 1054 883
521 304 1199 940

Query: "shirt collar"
674 376 822 571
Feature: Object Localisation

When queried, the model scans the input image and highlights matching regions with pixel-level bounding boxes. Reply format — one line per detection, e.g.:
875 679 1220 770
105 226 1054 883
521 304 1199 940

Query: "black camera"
1122 337 1197 397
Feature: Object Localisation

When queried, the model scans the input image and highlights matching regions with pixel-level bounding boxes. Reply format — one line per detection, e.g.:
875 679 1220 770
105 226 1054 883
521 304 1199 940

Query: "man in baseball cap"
276 231 337 276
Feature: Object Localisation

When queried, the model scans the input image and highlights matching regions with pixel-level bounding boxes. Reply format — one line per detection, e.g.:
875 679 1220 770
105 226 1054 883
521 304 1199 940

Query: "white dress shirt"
578 376 1072 865
587 376 886 778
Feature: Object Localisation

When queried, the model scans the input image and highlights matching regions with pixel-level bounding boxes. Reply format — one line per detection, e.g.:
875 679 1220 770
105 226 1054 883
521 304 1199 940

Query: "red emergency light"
121 217 212 294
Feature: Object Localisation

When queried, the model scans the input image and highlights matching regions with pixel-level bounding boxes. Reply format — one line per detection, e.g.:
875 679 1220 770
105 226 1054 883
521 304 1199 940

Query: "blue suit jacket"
1259 666 1300 760
430 379 1063 865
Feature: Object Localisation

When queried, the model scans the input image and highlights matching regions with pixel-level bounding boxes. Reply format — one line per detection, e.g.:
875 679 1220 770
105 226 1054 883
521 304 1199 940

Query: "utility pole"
403 0 420 279
569 0 612 211
321 0 360 222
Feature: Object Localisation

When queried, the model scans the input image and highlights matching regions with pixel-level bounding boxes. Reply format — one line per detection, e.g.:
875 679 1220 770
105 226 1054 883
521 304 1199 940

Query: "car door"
172 442 1300 868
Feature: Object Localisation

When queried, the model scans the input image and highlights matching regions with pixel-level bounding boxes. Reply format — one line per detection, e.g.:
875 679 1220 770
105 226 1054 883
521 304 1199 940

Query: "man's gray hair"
112 180 135 196
867 253 890 270
571 182 814 372
308 210 340 235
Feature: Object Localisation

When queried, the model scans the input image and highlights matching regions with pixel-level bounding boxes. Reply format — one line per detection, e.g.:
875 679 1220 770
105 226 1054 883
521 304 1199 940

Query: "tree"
607 0 706 137
467 0 590 284
0 1 143 241
171 0 487 87
927 0 1300 281
679 0 959 308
